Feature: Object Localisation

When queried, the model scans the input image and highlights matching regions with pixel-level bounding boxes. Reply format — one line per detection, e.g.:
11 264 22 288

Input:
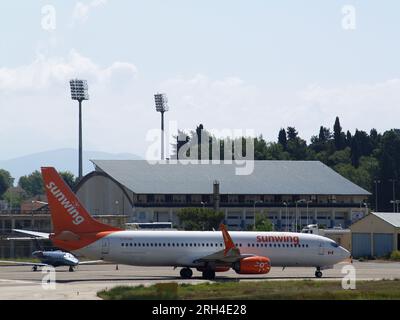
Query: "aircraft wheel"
315 270 323 278
202 270 216 280
180 268 193 279
32 266 38 272
69 266 75 272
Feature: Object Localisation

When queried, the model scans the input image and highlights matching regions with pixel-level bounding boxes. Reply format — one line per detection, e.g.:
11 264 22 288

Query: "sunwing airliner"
15 167 351 280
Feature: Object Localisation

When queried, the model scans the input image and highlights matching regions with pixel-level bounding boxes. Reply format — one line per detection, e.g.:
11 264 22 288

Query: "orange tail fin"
220 224 238 255
42 167 121 235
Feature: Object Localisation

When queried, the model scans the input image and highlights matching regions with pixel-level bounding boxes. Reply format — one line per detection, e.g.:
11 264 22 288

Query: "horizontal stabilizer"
13 229 50 239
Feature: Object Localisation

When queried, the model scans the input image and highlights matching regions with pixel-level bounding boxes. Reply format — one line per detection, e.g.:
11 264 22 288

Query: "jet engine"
233 256 271 274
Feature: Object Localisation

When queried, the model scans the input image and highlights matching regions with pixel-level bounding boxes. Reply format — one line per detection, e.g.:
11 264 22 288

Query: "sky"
0 1 400 160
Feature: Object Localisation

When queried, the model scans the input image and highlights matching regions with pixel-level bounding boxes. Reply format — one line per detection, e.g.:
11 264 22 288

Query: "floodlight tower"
70 79 89 179
154 93 169 160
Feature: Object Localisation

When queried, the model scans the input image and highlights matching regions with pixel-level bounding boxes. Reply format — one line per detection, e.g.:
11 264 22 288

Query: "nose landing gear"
69 266 75 272
180 267 193 279
315 267 323 278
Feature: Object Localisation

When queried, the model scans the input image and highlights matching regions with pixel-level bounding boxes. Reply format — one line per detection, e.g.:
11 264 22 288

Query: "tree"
177 208 224 231
254 136 268 160
333 117 345 150
59 171 77 189
19 171 44 197
278 128 287 150
253 215 274 231
376 130 400 211
287 127 298 141
319 126 331 143
196 124 204 160
0 169 14 199
345 130 352 148
2 188 26 209
328 147 351 167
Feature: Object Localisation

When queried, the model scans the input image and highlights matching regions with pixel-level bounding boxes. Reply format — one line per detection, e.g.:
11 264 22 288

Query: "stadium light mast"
154 93 169 160
70 79 89 179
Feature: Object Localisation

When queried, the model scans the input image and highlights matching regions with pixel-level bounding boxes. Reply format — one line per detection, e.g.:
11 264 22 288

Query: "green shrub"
390 251 400 261
155 283 179 299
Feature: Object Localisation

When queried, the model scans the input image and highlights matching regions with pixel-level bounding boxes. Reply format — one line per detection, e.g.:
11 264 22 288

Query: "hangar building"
75 160 370 231
351 212 400 258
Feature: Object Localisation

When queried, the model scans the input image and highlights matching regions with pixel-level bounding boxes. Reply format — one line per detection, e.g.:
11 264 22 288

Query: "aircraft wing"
12 229 50 239
193 224 255 264
0 260 48 267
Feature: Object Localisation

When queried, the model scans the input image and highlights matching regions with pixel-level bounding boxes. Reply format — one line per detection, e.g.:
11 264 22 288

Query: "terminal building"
75 160 371 231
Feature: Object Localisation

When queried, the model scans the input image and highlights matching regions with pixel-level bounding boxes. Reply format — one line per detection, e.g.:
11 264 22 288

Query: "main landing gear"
32 266 38 272
202 269 216 280
69 266 75 272
180 268 193 279
179 267 216 280
315 267 323 278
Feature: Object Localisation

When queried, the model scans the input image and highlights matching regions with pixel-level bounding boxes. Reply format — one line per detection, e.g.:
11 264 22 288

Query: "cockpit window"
330 242 339 248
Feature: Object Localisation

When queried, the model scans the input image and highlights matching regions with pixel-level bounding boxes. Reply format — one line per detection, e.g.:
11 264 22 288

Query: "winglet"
220 224 237 255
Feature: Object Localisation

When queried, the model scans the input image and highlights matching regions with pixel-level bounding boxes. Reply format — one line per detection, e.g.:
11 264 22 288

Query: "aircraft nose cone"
340 246 351 258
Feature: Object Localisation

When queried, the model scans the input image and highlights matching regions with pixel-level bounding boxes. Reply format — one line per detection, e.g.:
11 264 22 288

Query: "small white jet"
15 167 351 280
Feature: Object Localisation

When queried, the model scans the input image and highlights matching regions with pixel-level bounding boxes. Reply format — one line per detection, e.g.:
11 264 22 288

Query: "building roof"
90 160 371 196
373 212 400 228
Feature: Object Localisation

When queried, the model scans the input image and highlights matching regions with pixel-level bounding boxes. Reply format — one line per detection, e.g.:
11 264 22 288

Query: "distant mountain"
0 148 142 183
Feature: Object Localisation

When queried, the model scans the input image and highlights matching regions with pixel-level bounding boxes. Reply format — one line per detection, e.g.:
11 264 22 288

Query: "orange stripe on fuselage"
50 231 117 252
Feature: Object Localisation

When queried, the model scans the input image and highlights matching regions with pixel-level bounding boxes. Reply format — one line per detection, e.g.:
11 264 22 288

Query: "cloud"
72 0 108 24
0 50 137 92
1 52 400 164
158 75 400 144
298 79 400 133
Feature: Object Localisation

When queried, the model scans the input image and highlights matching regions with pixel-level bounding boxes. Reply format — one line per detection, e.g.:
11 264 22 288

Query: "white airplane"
16 167 351 280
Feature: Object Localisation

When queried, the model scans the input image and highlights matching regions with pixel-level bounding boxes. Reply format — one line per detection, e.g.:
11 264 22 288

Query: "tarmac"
0 261 399 300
